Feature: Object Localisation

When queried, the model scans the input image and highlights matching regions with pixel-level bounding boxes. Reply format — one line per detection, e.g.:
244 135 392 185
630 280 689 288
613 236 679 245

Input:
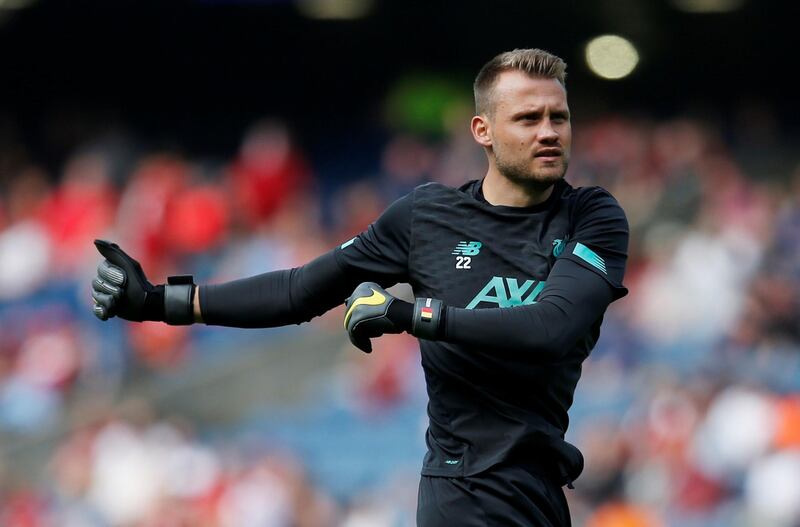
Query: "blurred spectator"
114 154 192 275
226 120 312 231
0 166 53 301
38 150 118 275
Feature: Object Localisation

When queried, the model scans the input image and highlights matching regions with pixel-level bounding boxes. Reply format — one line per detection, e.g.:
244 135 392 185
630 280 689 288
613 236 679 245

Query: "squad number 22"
455 256 472 269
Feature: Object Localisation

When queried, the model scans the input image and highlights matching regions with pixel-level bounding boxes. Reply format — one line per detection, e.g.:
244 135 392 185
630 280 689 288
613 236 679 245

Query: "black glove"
92 240 195 325
343 282 444 353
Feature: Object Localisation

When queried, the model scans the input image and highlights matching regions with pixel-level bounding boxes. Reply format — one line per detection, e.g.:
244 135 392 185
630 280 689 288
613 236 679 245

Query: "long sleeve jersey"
200 177 629 484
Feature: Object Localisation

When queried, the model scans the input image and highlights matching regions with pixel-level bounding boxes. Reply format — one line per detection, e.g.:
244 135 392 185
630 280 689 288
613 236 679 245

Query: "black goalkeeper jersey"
333 178 628 481
202 177 629 484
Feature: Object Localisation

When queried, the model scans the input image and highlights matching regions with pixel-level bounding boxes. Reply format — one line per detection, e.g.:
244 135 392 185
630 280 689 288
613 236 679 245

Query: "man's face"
480 71 571 187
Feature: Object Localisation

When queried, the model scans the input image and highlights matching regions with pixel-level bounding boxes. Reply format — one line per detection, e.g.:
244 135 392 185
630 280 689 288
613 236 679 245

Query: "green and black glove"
343 282 444 353
91 239 195 325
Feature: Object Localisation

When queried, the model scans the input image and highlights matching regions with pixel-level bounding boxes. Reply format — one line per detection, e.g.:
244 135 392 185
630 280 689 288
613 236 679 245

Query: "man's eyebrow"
511 107 570 118
511 108 544 118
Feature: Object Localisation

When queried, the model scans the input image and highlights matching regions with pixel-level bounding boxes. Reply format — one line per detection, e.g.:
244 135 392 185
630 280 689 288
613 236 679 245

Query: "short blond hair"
474 48 567 116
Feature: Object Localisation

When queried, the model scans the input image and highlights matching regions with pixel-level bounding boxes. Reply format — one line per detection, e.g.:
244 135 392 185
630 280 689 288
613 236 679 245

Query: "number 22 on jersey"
452 241 482 270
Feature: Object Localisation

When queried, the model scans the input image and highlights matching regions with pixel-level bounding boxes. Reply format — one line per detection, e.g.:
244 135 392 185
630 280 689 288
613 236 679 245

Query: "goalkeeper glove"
91 239 195 325
343 282 444 353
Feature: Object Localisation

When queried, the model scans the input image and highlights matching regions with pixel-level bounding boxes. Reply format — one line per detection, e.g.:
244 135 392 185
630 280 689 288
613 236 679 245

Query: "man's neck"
481 168 554 208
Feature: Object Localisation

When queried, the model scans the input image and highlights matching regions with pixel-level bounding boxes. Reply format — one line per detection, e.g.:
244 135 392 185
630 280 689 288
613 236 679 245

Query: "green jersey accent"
573 242 607 274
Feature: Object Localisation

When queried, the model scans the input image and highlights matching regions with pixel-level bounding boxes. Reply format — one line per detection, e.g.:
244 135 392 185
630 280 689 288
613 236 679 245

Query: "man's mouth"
535 148 561 157
534 149 562 161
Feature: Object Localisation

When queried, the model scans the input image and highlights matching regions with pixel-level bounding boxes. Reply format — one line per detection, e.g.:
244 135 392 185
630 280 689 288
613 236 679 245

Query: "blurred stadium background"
0 0 799 525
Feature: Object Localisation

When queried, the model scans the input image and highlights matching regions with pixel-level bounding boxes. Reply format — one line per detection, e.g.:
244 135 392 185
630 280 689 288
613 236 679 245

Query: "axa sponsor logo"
465 276 546 309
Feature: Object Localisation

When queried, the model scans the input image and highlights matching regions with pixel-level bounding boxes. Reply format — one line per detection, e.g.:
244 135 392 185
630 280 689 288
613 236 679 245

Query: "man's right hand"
92 240 166 322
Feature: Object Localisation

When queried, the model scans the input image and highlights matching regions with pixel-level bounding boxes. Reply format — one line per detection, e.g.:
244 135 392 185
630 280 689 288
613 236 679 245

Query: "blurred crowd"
0 107 798 526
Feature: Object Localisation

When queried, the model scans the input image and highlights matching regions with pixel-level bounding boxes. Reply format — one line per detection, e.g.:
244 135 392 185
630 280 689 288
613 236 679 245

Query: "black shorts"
416 461 572 527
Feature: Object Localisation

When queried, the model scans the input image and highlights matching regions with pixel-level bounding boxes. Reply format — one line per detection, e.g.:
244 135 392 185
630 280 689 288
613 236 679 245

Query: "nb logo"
452 241 482 256
466 276 546 309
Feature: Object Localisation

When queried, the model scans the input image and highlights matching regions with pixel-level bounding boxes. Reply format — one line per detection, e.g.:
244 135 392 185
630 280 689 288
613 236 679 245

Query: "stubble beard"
495 153 569 192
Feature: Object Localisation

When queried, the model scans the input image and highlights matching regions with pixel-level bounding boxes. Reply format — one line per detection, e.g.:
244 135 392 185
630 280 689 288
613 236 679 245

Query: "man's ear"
471 115 492 147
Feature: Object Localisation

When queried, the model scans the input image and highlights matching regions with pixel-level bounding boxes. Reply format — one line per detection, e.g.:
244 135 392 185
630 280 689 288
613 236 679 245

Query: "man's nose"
538 119 559 143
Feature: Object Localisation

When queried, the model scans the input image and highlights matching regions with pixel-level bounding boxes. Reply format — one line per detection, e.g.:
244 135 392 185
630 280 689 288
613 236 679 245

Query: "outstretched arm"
196 251 362 328
93 192 414 329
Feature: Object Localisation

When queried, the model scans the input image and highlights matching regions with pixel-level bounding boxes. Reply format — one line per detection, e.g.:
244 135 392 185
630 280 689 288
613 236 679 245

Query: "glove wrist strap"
412 297 443 340
164 275 195 325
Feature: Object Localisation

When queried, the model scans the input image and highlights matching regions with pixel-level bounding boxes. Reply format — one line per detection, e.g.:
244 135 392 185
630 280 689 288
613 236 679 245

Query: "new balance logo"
452 241 482 256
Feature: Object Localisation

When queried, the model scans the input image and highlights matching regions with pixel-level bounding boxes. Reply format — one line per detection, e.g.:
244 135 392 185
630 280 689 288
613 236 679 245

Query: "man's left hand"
344 282 445 353
344 282 410 353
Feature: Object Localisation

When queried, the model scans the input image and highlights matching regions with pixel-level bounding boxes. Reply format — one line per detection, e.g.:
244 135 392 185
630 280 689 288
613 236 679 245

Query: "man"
92 48 628 526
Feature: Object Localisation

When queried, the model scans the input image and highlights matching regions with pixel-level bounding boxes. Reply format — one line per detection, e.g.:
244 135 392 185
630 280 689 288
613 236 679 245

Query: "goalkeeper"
92 48 628 527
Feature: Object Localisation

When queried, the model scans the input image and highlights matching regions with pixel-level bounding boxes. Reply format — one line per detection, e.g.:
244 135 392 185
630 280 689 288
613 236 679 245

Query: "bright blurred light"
296 0 373 20
585 35 639 80
671 0 746 13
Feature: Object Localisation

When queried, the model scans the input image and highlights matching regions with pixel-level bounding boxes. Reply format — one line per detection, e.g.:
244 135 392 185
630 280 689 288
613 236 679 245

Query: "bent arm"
419 186 628 359
441 258 614 359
